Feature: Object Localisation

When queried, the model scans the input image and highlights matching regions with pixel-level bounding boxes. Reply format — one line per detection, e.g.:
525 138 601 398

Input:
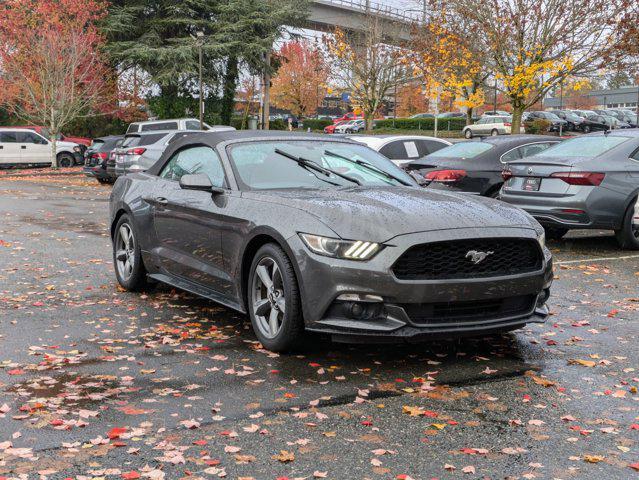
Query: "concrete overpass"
307 0 420 41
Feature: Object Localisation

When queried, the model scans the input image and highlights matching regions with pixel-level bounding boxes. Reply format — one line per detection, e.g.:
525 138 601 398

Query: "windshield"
228 140 415 190
538 136 629 158
427 142 494 159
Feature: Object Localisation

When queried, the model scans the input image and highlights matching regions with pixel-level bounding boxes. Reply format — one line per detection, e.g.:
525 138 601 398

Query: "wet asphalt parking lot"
0 173 638 480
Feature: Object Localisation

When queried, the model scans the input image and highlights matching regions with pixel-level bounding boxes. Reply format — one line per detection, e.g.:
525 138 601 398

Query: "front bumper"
290 227 552 341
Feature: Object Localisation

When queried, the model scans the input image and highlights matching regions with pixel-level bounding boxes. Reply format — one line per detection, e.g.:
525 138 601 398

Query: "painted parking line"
555 254 639 265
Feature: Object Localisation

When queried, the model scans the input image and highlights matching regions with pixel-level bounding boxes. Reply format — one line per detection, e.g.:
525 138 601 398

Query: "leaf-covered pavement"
0 175 638 479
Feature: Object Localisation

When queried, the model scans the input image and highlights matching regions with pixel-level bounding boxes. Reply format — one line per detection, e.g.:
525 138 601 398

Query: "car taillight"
501 169 513 181
503 122 512 127
126 147 146 155
550 172 605 186
91 152 108 160
425 169 467 183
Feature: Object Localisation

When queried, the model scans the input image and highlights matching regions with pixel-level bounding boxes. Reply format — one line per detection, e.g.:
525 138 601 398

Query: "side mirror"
179 173 225 194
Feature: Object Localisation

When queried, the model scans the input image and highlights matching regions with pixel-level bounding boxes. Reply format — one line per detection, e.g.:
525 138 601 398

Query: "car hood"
245 187 538 243
57 140 79 149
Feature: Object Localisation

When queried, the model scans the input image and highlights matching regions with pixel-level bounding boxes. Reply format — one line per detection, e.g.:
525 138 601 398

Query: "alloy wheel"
251 256 286 339
115 223 135 281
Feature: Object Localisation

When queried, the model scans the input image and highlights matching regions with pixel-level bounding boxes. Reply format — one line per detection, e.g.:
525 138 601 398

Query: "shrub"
374 117 467 131
525 119 552 134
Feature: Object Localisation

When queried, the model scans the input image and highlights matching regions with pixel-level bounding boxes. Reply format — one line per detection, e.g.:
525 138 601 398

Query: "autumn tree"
271 41 330 118
396 84 429 117
441 0 634 133
0 0 112 167
410 7 490 125
325 17 405 131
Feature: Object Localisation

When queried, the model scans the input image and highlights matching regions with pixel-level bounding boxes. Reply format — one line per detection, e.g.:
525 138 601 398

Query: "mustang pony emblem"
465 250 494 264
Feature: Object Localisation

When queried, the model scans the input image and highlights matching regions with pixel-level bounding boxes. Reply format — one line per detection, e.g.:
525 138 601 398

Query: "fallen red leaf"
107 427 127 439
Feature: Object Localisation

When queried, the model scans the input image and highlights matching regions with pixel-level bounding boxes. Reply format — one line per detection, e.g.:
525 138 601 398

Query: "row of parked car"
525 108 638 132
83 118 235 183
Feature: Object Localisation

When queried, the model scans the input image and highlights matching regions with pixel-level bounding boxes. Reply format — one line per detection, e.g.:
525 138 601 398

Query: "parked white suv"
0 128 80 167
125 118 236 134
462 116 524 138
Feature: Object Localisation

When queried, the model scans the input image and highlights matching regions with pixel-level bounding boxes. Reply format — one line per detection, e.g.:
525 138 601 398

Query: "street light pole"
559 82 563 136
196 31 204 130
493 76 497 113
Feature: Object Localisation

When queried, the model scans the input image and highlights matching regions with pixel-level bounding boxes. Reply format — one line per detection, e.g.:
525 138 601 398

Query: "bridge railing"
320 0 423 23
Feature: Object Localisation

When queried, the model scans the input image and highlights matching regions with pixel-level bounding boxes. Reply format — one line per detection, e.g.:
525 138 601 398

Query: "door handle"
156 197 169 205
21 146 26 149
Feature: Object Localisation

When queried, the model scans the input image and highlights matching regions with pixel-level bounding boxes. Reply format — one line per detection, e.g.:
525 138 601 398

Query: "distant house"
545 85 639 110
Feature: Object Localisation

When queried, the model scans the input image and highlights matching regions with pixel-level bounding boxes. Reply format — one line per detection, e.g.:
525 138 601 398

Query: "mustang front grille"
392 238 542 280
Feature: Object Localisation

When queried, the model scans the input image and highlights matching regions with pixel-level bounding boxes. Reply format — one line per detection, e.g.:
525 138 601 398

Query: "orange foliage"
396 85 430 117
271 41 330 117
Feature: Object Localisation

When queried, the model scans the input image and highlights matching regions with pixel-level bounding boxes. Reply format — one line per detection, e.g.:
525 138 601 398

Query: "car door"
0 131 22 165
151 145 233 294
17 131 50 164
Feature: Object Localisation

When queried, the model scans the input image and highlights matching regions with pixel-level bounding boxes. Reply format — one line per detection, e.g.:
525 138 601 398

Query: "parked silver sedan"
500 130 639 249
113 131 198 177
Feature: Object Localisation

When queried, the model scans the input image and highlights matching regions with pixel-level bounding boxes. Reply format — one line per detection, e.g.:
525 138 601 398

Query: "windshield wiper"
274 148 361 186
323 150 412 186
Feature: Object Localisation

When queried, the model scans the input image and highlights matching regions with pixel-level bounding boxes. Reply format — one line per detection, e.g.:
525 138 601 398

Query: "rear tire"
582 125 591 133
113 214 148 291
614 197 639 250
97 178 110 184
247 243 304 352
57 153 74 168
490 129 498 136
464 129 473 139
544 227 568 241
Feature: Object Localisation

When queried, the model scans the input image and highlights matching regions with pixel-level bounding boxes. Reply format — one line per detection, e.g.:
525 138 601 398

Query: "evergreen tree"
103 0 308 124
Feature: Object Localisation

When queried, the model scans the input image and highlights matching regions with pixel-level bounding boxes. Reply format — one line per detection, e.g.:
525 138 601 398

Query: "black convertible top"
146 130 361 176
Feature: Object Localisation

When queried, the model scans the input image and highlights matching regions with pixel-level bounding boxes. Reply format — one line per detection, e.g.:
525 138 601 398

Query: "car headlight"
299 233 382 260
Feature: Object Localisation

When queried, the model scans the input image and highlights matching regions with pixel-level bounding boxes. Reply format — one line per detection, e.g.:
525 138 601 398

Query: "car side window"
18 132 46 144
185 120 201 130
630 148 639 162
160 146 225 187
0 131 19 143
518 142 555 158
500 148 521 163
417 140 446 156
379 141 408 160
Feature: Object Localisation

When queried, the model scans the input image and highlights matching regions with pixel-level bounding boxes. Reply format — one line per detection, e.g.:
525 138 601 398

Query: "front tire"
57 153 74 168
464 129 473 139
490 129 498 136
113 214 148 290
248 243 304 352
615 197 639 250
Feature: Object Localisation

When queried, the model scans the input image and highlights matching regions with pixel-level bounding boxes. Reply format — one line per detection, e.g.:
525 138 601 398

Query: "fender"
236 225 308 315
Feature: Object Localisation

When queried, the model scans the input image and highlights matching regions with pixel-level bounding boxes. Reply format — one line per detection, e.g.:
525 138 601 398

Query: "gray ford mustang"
109 131 553 352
